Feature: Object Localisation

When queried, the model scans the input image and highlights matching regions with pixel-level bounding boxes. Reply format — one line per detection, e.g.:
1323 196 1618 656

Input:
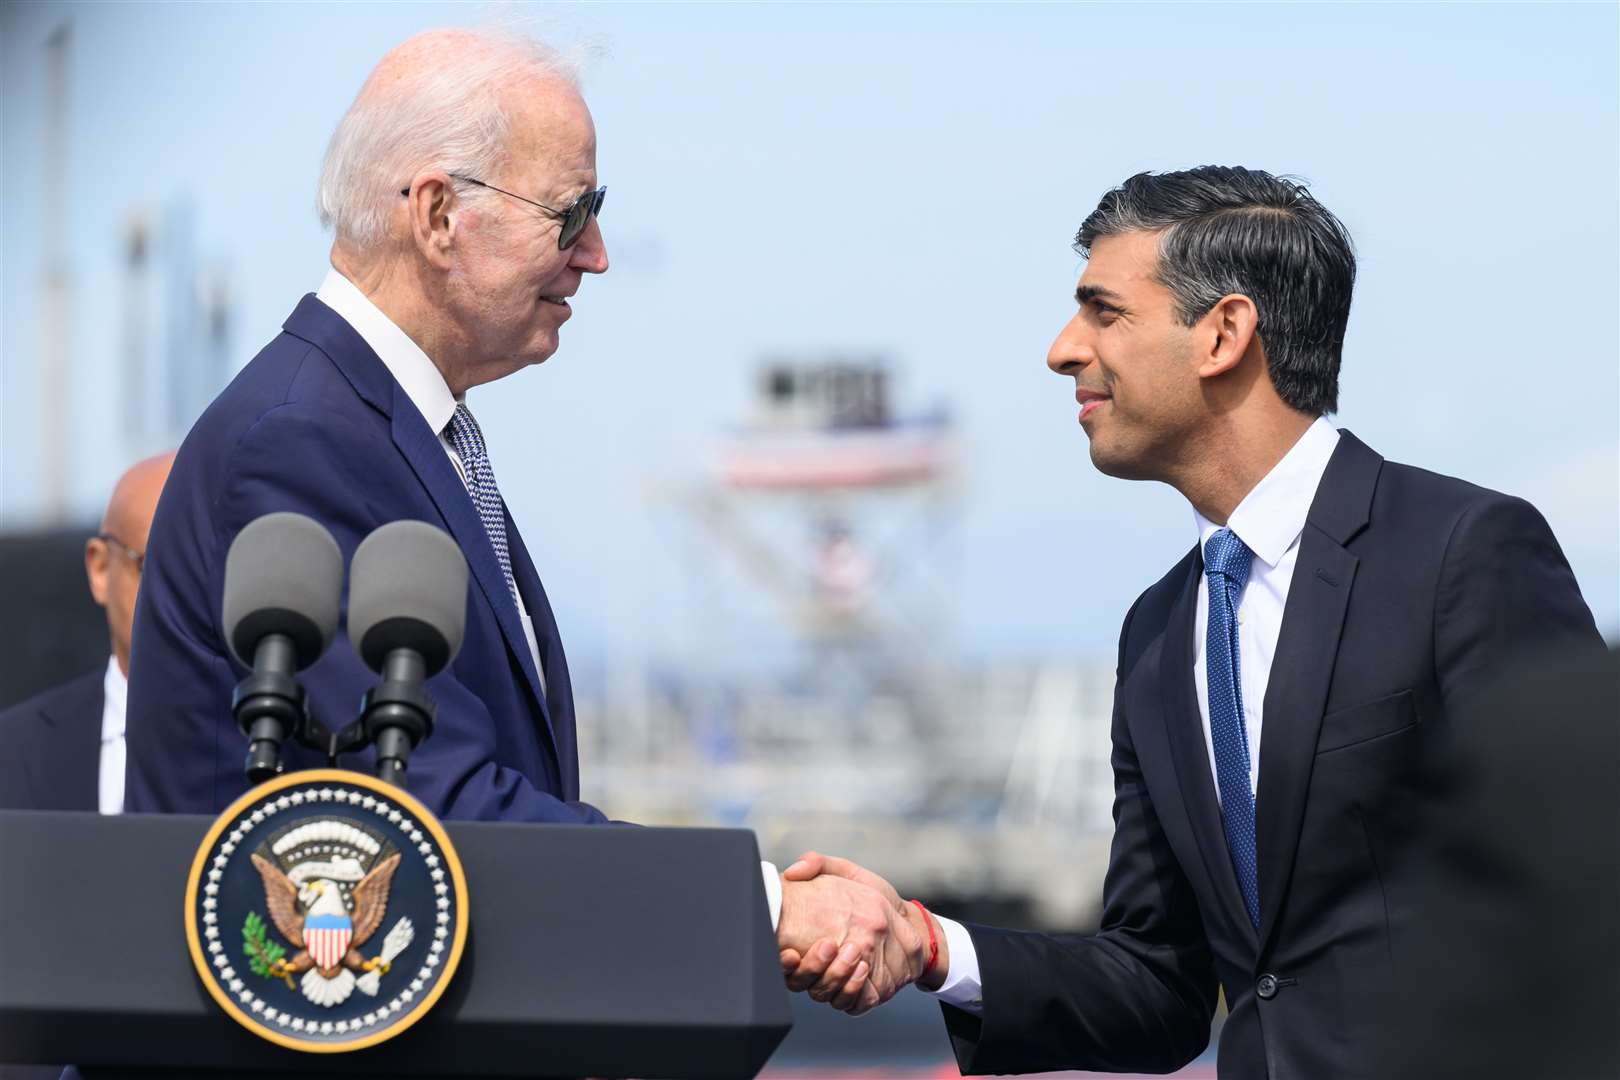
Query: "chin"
515 335 560 369
1087 438 1153 481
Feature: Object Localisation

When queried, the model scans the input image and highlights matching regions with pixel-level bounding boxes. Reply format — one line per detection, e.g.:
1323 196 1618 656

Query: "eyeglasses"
96 531 145 574
398 176 606 251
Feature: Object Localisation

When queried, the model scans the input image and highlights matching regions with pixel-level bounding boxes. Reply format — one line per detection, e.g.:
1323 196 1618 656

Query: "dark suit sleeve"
943 598 1217 1075
1434 493 1602 709
130 401 607 825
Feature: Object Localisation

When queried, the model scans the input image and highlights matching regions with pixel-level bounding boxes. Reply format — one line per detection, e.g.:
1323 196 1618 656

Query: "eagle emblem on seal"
245 818 416 1008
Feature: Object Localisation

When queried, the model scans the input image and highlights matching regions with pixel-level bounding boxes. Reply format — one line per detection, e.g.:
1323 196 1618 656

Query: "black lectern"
0 810 792 1079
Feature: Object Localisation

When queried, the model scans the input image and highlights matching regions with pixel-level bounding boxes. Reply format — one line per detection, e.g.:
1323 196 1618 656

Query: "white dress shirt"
99 656 126 815
1192 418 1340 799
926 417 1342 1014
312 269 786 926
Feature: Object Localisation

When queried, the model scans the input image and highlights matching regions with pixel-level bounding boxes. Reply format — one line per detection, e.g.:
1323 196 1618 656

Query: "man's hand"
777 851 943 1015
776 858 925 1015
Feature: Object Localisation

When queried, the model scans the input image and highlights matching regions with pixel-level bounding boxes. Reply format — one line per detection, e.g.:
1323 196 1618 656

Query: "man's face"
86 535 142 674
445 79 609 378
86 455 172 675
1046 230 1205 481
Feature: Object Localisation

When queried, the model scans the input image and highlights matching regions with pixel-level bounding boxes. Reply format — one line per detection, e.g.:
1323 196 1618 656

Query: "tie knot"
446 402 485 454
1204 528 1254 586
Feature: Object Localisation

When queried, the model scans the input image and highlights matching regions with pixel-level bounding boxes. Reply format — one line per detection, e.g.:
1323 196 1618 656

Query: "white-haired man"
125 29 922 994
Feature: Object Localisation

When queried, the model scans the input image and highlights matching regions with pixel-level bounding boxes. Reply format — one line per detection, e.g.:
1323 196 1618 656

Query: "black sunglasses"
399 176 606 250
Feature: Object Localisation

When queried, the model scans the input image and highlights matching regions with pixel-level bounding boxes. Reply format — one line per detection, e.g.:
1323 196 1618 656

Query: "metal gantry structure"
681 357 963 743
592 357 1119 927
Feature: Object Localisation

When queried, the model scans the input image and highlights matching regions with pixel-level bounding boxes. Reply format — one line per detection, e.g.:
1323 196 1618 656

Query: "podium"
0 810 792 1078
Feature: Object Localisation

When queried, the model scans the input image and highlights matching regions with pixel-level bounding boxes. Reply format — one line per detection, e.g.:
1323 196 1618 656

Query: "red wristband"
910 898 939 975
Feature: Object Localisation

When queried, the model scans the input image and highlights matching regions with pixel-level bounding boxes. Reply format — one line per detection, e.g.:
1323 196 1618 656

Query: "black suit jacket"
944 431 1603 1079
0 668 103 812
1373 647 1619 1078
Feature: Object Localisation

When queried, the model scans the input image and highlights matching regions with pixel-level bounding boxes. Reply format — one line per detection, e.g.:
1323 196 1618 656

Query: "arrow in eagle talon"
356 918 415 996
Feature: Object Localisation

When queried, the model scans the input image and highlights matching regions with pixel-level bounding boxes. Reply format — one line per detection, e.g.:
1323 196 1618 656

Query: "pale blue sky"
3 2 1616 663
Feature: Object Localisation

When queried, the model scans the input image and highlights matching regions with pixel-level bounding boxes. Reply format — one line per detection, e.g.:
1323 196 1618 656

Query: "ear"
1195 294 1260 381
402 172 459 270
85 538 110 608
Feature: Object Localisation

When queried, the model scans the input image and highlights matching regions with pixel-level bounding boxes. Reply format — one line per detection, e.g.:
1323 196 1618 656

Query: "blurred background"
2 2 1616 1076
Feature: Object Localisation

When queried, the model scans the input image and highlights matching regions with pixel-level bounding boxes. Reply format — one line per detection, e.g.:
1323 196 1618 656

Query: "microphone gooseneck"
235 633 303 783
365 647 435 788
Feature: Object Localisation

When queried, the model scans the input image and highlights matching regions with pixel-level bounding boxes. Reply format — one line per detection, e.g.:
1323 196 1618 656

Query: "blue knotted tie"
445 403 519 606
1204 527 1260 928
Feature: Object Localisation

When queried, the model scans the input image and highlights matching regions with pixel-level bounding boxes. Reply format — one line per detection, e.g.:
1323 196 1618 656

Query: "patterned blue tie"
445 403 519 605
1204 528 1260 929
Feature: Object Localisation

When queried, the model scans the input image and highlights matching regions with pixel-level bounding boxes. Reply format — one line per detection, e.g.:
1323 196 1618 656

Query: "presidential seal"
184 769 468 1051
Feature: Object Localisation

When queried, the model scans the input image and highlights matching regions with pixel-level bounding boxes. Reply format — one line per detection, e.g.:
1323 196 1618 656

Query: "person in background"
0 446 173 809
0 450 174 813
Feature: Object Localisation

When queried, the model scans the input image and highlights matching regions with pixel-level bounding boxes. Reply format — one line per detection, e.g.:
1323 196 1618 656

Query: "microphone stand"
357 647 437 788
231 632 307 783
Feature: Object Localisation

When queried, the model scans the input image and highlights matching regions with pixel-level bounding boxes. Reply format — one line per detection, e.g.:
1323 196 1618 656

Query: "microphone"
221 512 343 783
347 520 468 787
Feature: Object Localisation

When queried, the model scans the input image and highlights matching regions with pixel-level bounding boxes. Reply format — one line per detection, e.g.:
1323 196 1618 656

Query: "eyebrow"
1075 283 1126 307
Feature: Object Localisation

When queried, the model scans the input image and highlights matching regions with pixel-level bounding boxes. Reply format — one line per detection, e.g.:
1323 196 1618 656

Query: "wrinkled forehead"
500 76 597 188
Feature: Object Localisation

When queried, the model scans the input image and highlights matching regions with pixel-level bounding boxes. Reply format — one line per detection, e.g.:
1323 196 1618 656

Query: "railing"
575 658 1120 927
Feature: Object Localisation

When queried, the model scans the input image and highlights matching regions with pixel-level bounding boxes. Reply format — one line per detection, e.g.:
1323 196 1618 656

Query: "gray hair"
1076 167 1356 416
316 30 580 252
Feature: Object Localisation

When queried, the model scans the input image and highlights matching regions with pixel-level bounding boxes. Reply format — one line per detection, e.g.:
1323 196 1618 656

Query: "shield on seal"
305 913 353 970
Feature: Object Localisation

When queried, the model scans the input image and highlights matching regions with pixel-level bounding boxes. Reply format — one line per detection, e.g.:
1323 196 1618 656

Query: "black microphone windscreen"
347 520 468 676
221 512 343 670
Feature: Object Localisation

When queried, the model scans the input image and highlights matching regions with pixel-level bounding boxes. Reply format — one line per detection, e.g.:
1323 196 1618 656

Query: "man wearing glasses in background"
123 27 921 987
0 451 174 814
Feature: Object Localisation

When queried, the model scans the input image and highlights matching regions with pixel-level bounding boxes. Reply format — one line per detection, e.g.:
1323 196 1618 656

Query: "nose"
1047 310 1094 377
569 214 609 274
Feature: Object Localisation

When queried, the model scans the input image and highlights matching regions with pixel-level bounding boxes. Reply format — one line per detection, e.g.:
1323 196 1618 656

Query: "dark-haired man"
782 167 1604 1078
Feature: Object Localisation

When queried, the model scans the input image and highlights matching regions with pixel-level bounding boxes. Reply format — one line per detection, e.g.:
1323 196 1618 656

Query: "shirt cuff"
761 861 782 932
919 915 983 1014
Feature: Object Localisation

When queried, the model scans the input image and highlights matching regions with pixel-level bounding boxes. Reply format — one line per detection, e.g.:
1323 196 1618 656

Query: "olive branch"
242 911 293 988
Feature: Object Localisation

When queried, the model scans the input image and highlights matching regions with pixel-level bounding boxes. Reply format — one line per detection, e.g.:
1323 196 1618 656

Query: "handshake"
774 852 948 1015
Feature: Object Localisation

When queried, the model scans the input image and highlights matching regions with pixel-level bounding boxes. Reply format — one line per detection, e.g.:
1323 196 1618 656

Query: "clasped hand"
775 851 932 1015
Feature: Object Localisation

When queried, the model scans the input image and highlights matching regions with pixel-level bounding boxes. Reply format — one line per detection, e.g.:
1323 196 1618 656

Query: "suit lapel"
286 296 559 764
1158 554 1260 949
389 387 556 750
1254 430 1381 956
504 511 577 801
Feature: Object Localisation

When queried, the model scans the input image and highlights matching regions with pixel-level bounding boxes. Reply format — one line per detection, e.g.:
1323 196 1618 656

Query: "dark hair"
1075 167 1356 415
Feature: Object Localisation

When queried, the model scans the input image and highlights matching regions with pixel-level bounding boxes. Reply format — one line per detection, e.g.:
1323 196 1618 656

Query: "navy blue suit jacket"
0 668 102 812
126 296 608 824
942 432 1603 1079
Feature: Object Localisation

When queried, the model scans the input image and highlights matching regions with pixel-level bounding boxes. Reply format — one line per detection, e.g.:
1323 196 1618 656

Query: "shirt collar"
315 268 459 435
1193 416 1342 568
102 654 127 742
